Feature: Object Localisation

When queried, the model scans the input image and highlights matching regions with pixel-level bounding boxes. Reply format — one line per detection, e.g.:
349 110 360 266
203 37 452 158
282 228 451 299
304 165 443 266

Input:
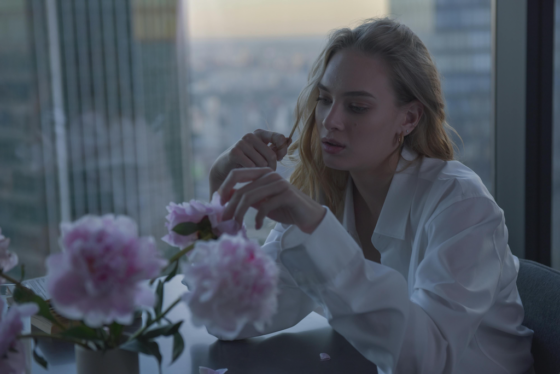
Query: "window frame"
493 0 555 265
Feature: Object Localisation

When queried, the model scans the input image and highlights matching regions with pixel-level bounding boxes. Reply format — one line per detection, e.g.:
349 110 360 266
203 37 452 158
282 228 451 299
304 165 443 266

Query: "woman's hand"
218 168 326 234
209 129 291 196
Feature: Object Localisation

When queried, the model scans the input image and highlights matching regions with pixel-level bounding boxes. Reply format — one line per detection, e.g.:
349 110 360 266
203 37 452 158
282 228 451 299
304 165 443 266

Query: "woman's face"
315 48 420 173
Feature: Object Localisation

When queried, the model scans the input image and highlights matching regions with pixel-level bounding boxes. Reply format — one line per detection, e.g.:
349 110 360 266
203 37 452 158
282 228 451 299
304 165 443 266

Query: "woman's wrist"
209 164 226 196
298 205 327 234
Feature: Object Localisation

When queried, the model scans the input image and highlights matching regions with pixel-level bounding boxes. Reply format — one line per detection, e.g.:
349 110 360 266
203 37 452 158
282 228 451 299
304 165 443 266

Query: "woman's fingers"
228 179 288 225
235 140 268 167
270 137 292 161
254 129 286 148
255 129 292 163
229 146 257 168
243 133 278 170
254 193 287 229
218 167 273 205
221 170 283 220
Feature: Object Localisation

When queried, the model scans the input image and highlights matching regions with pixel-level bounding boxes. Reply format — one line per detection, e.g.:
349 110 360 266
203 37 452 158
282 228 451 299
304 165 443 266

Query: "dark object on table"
517 259 560 374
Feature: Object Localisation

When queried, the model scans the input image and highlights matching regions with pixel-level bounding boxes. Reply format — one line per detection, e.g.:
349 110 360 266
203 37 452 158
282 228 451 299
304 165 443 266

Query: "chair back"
517 259 560 374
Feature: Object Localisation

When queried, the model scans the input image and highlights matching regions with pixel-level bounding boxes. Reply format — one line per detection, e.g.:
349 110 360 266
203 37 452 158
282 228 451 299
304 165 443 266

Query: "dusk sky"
187 0 388 39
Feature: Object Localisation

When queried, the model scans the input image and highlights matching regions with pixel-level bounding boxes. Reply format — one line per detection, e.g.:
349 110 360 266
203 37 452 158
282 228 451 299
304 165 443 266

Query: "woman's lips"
321 141 346 154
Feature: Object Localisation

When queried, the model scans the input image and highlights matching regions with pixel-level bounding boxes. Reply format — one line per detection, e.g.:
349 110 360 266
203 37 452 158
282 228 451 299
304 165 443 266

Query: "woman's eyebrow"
318 82 376 99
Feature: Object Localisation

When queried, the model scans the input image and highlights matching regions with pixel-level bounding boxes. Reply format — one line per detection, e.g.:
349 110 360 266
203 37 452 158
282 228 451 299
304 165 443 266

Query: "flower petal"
46 215 166 327
182 233 279 340
199 367 228 374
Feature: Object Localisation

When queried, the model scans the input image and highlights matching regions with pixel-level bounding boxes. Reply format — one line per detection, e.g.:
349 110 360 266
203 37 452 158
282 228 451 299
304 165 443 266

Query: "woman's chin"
323 156 350 171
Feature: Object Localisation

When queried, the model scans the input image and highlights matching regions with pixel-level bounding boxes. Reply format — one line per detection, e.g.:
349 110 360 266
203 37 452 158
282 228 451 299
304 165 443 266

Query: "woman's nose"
322 104 345 132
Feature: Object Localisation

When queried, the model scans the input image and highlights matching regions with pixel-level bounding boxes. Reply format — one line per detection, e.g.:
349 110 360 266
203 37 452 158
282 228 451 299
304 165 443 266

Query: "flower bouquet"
0 192 279 374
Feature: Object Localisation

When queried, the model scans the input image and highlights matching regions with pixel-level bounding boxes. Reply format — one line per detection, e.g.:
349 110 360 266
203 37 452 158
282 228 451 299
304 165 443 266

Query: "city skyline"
186 0 388 39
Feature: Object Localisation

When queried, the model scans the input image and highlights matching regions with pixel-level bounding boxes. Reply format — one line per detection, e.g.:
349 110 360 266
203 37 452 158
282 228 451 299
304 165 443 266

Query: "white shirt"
207 145 534 374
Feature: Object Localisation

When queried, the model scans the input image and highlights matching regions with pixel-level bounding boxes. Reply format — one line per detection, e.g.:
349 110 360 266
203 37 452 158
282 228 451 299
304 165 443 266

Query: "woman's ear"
403 100 423 133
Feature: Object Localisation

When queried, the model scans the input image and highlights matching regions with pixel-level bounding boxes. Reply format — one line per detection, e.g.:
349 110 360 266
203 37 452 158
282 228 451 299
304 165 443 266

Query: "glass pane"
0 0 190 278
552 0 560 270
187 0 389 243
188 0 494 243
391 0 493 190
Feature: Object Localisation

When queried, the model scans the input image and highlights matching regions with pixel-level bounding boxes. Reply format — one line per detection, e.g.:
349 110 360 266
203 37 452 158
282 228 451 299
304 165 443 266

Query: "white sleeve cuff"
279 207 363 285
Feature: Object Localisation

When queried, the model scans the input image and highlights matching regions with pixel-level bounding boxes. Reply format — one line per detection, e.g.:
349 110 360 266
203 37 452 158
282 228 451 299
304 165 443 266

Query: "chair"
517 259 560 374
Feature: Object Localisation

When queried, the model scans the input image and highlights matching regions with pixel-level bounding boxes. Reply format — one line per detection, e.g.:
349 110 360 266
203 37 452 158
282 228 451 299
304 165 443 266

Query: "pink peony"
0 229 18 283
0 298 38 374
162 192 244 249
46 215 167 327
182 233 279 340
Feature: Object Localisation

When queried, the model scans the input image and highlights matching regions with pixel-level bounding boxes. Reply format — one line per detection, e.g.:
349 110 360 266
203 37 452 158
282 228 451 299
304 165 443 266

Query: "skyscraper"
0 0 192 277
390 0 493 190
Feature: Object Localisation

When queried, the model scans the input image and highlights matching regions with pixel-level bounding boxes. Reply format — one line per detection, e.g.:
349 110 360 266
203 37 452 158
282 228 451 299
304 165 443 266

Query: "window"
0 0 189 278
391 0 493 190
0 0 496 278
188 0 494 243
187 0 388 242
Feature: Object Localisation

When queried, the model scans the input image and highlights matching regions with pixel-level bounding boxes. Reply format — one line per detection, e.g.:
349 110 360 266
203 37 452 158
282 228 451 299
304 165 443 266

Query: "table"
31 276 378 373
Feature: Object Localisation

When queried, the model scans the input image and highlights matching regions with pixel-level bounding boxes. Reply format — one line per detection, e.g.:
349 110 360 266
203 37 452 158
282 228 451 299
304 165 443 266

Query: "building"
390 0 493 190
0 0 192 278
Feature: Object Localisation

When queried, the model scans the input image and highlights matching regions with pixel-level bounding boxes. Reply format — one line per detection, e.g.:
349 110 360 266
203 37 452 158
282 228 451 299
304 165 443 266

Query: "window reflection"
0 0 190 278
0 0 495 277
189 0 493 242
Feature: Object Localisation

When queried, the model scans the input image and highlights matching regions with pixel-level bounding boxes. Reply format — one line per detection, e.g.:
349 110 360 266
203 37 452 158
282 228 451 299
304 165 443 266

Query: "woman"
208 18 534 374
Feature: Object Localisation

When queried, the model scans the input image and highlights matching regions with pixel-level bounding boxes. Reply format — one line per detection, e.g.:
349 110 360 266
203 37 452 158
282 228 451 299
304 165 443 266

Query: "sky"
186 0 388 39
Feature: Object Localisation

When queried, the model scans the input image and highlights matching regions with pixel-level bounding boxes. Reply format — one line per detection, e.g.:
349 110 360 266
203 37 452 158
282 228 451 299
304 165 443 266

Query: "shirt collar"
342 145 420 241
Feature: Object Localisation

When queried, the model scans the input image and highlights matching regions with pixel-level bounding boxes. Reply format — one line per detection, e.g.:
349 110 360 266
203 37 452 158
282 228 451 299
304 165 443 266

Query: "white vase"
75 345 139 374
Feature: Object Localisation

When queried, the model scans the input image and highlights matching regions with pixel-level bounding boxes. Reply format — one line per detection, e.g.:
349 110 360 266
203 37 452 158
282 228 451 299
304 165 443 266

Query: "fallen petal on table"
199 366 228 374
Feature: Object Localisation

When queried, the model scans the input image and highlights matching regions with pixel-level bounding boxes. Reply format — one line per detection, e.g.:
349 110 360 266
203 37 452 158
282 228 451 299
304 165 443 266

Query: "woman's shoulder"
416 156 496 215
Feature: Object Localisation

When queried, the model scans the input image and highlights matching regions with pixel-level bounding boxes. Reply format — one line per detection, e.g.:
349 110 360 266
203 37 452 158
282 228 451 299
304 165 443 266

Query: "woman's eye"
317 97 332 105
349 105 368 114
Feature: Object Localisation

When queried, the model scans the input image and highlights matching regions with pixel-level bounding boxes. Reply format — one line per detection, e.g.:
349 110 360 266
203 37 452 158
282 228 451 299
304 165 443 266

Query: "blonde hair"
288 18 459 218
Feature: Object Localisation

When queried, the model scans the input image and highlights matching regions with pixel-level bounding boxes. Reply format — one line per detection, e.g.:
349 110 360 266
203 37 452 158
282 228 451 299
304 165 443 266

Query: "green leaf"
109 322 124 344
171 332 185 364
12 286 62 328
96 327 109 342
142 321 183 340
60 325 100 341
197 216 213 235
146 311 154 327
163 260 179 283
172 222 198 236
154 280 164 317
32 340 48 369
121 338 162 371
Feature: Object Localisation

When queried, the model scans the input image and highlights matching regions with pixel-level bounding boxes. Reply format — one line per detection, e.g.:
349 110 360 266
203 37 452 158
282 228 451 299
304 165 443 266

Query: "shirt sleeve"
204 223 316 340
278 197 505 374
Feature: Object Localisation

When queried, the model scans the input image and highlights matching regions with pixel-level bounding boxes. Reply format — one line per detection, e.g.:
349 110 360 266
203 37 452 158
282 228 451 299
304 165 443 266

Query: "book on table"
3 277 80 334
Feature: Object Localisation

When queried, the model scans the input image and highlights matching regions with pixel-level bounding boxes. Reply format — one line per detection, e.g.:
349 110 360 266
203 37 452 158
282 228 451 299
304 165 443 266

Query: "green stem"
0 272 23 287
18 333 90 349
1 271 66 331
127 297 182 342
150 232 214 285
149 243 195 286
168 232 213 264
166 243 195 268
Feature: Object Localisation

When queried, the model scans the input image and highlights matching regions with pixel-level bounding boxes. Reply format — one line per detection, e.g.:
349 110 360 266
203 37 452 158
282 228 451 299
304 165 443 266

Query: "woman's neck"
350 149 401 215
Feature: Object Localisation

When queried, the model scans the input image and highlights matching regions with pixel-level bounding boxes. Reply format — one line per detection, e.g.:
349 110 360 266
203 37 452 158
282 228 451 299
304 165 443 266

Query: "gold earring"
399 132 404 145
